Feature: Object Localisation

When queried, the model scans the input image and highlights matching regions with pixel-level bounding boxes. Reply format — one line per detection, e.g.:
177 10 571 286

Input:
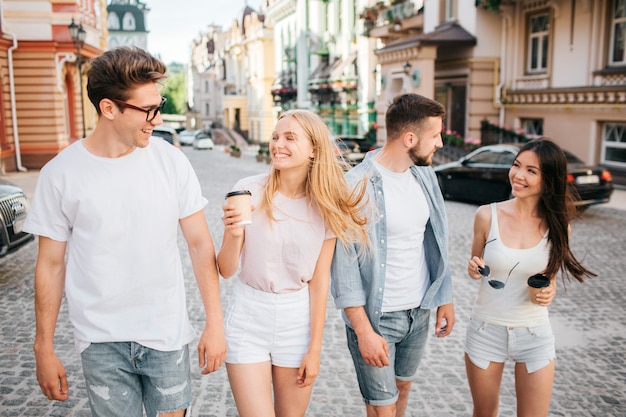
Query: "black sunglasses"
477 238 496 277
476 238 520 289
484 261 520 289
109 97 167 122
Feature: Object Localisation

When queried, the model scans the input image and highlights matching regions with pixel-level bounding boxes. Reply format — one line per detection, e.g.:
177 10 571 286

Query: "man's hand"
357 328 390 368
197 325 226 374
35 350 69 401
435 303 455 338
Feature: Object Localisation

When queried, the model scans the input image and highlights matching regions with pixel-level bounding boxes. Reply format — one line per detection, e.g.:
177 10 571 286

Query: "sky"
143 0 254 64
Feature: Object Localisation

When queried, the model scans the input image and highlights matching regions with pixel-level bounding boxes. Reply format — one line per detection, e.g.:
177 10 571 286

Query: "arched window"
123 12 136 31
107 12 120 30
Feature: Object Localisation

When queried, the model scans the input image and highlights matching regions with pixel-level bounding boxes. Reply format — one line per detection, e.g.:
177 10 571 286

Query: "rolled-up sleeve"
330 239 367 309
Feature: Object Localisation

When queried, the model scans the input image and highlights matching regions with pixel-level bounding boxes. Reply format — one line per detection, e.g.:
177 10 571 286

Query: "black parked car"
333 135 375 166
434 143 614 207
0 179 33 257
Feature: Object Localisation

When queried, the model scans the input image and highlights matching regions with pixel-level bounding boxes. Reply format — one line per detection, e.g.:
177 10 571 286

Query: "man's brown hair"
86 46 167 114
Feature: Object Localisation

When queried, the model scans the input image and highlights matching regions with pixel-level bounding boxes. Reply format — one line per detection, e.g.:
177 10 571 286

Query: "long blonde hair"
258 109 369 246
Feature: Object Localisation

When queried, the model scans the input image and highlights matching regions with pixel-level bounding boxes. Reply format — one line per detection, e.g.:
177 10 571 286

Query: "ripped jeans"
81 342 192 417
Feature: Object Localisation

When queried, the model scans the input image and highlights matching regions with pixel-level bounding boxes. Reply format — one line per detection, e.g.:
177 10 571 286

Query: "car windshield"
466 149 515 165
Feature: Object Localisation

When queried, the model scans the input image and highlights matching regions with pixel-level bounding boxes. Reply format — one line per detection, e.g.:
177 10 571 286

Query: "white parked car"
151 126 180 148
179 129 201 146
193 134 215 150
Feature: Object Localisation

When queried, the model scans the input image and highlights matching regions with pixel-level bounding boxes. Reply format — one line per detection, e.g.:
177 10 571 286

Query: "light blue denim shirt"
331 150 453 333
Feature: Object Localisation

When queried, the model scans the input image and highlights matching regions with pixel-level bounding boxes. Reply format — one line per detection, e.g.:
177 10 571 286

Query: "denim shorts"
464 318 556 373
346 307 430 406
80 342 192 417
225 281 310 367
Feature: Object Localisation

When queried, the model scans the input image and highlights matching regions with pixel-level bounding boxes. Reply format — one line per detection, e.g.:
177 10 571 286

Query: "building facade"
106 0 148 51
362 0 625 181
0 0 107 172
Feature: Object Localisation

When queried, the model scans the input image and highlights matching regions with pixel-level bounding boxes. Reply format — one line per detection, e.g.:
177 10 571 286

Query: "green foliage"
161 67 186 115
475 0 501 12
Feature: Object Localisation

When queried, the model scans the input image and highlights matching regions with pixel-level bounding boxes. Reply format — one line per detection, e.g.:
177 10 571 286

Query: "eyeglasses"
109 97 167 122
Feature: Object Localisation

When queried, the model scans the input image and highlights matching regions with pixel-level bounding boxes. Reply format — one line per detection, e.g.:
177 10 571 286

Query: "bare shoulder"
474 203 492 223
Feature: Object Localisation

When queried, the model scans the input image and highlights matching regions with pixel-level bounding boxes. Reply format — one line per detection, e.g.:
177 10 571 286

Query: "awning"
376 21 476 54
329 53 357 81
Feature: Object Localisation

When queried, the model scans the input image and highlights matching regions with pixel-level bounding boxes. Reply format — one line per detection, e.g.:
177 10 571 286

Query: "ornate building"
0 0 107 171
106 0 149 50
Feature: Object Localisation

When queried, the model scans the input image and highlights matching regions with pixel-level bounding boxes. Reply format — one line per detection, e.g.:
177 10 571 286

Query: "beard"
408 143 432 166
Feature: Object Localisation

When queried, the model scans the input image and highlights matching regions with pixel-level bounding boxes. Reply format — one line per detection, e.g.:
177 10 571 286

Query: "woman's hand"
297 349 321 387
534 279 557 306
468 256 487 280
221 203 250 237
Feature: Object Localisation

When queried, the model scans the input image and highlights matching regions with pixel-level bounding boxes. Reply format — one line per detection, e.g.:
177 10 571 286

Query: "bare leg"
158 410 185 417
515 360 555 417
366 403 396 417
465 353 505 417
226 362 275 417
273 365 314 417
395 380 412 417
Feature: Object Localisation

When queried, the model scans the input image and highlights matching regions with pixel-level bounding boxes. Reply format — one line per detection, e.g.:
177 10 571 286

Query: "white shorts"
225 280 310 367
464 318 556 374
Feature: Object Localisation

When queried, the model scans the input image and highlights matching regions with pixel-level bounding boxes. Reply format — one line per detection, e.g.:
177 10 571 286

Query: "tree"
161 63 186 115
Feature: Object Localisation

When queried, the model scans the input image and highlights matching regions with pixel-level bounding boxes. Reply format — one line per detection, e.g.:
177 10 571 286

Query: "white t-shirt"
374 162 430 312
24 138 207 352
232 174 334 294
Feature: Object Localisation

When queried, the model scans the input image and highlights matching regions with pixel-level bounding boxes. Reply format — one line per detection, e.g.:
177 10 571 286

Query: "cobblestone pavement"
1 146 625 416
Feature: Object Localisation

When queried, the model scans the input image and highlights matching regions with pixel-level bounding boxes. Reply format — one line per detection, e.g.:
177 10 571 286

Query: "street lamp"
403 61 412 76
68 18 87 138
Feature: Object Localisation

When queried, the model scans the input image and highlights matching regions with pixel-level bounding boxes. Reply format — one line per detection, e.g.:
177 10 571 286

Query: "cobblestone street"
1 146 625 416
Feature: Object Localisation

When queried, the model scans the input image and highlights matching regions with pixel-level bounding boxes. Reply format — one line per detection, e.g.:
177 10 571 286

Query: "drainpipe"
498 13 510 135
1 0 27 172
7 34 26 172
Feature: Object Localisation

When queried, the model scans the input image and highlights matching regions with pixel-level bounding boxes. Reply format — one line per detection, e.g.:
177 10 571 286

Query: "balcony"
360 0 423 41
502 85 626 107
271 69 297 104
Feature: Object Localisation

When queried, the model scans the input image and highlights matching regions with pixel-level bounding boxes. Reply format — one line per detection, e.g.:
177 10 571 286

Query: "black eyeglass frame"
109 97 167 122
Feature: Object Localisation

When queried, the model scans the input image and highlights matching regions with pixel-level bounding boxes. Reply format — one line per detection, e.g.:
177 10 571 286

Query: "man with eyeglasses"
24 46 226 417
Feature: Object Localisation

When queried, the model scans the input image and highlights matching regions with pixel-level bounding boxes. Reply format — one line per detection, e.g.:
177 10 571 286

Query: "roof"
377 21 476 54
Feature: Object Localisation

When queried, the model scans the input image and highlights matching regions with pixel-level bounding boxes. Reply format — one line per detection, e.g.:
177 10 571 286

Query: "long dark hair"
517 139 595 283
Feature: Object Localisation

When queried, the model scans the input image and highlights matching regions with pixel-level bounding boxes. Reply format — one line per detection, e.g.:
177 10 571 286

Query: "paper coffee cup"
225 190 252 225
527 274 551 304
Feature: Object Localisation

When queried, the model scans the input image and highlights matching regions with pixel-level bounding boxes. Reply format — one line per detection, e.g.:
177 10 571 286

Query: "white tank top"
471 203 551 327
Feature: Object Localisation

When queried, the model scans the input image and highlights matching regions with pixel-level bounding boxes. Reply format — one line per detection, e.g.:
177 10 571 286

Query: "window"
527 12 550 73
602 122 626 166
445 0 456 21
205 103 210 116
122 12 136 31
521 118 543 138
107 12 120 30
610 0 626 65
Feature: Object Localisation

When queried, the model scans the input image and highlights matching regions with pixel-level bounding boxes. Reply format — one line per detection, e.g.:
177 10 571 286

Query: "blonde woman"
217 109 369 417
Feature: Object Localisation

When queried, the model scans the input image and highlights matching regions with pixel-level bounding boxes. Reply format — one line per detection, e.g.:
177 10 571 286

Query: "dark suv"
0 179 33 257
